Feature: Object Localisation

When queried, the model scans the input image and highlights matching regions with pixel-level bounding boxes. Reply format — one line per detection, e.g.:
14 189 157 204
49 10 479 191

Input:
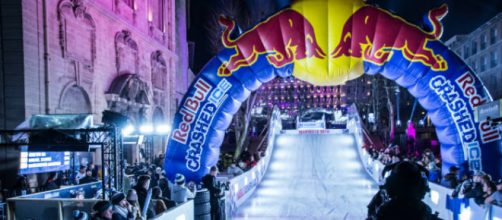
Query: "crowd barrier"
7 197 194 220
154 200 194 220
7 198 100 219
15 181 103 199
346 105 502 220
224 107 282 216
6 182 102 219
6 180 194 220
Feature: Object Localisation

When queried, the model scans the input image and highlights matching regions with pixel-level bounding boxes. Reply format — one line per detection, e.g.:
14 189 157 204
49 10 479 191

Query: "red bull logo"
331 4 449 71
217 9 326 77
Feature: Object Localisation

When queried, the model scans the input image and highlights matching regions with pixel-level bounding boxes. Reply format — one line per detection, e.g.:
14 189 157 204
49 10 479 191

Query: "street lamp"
139 124 154 134
121 124 135 136
121 123 172 137
155 125 171 134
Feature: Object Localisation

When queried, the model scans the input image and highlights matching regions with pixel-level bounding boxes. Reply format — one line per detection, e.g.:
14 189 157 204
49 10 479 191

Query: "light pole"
395 86 401 127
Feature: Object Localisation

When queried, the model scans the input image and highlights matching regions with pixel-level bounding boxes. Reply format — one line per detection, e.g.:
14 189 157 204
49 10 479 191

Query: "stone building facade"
445 12 502 99
0 0 187 128
0 0 194 171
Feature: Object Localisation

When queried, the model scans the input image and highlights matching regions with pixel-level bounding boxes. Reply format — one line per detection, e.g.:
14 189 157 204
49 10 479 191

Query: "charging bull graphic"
217 9 326 77
166 0 498 184
331 4 449 71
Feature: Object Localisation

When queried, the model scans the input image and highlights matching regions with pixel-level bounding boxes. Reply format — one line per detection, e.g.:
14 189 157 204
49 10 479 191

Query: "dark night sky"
365 0 502 40
188 0 502 72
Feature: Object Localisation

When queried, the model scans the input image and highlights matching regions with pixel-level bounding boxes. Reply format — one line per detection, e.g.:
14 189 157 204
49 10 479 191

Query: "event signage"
429 72 488 171
19 146 70 175
165 0 501 182
476 99 502 144
165 77 233 181
477 99 501 121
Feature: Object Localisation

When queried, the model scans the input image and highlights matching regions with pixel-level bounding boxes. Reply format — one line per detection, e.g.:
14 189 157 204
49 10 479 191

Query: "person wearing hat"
171 173 196 204
91 200 113 220
111 192 137 220
126 189 143 219
73 210 89 220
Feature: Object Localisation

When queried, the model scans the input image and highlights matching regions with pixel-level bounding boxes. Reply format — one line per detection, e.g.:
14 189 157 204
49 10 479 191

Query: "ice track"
232 133 378 220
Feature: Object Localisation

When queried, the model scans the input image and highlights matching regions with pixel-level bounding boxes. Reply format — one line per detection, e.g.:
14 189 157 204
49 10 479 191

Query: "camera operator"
202 166 225 220
367 161 441 220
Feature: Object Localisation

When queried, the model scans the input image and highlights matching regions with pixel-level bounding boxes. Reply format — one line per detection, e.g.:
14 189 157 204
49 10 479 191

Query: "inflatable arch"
165 0 501 182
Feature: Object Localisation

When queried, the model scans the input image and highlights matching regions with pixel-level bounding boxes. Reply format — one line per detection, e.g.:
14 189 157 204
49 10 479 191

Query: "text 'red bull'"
331 4 449 71
217 9 326 77
172 79 212 144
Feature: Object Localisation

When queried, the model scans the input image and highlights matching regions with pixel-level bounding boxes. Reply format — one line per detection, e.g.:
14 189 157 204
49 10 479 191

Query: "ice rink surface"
232 133 378 220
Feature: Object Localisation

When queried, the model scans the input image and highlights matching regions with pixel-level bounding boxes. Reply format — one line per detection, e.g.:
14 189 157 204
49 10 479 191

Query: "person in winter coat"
111 192 137 220
202 166 225 220
226 162 243 177
158 178 171 199
80 169 98 184
132 175 156 218
171 173 196 204
132 175 150 210
151 186 168 214
455 171 486 205
369 161 440 220
91 201 113 220
440 166 459 189
44 172 60 190
126 189 143 219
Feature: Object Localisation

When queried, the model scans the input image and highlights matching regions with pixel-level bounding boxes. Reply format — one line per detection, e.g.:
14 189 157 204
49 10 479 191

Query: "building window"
150 0 165 30
491 51 498 68
472 41 477 55
491 28 498 45
122 0 134 8
480 56 487 72
471 60 477 70
464 44 470 59
481 34 487 50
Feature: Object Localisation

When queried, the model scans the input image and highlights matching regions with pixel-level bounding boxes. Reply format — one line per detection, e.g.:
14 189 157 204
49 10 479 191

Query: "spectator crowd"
365 143 502 208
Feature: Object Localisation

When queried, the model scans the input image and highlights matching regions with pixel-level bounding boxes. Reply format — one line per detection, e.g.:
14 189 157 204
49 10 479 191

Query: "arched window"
58 85 92 114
